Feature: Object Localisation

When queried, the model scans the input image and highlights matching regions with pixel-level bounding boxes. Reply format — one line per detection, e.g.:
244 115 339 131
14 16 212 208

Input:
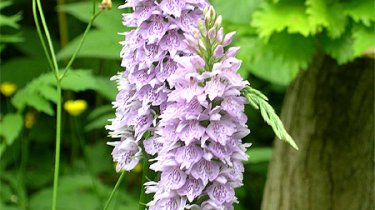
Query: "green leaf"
352 23 375 57
0 1 21 29
29 174 138 210
57 2 125 60
242 86 299 150
0 113 23 145
87 105 113 120
85 143 113 174
14 27 59 58
0 57 49 88
57 30 123 60
61 70 98 91
85 104 114 132
344 0 375 27
62 70 116 100
211 0 261 24
251 1 315 39
246 147 273 164
0 1 22 48
11 74 55 115
38 84 58 103
237 32 315 86
57 2 123 31
11 70 115 115
306 0 347 38
85 113 114 131
25 92 54 115
94 77 117 100
0 12 21 28
321 30 355 64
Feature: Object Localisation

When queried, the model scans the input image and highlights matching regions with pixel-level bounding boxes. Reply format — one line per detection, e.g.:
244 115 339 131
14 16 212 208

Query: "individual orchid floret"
107 134 142 172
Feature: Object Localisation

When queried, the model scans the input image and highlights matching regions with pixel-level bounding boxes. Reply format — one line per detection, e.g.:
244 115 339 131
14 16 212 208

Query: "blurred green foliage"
0 0 373 209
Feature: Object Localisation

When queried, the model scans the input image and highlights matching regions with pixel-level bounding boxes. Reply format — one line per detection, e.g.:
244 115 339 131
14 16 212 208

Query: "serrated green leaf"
12 70 115 115
25 92 55 115
61 70 98 91
0 113 23 145
11 73 55 115
38 84 58 103
345 0 375 27
321 30 355 64
352 23 375 57
251 1 315 39
306 0 347 38
237 32 315 85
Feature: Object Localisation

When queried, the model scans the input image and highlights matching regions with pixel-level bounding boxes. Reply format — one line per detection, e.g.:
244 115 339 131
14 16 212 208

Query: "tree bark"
261 56 374 210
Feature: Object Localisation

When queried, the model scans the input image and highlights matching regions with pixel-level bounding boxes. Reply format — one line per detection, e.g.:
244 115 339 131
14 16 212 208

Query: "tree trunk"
261 56 374 210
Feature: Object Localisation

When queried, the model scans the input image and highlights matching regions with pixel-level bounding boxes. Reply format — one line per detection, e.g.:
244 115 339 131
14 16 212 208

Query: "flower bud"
225 47 241 58
207 27 217 40
223 32 236 46
213 45 224 59
214 15 222 29
217 27 224 42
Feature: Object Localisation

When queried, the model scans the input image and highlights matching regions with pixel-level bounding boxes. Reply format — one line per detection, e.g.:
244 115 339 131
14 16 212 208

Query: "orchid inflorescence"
107 1 251 209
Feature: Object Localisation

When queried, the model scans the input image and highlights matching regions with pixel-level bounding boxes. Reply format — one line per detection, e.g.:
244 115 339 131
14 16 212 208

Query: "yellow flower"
0 82 17 97
25 111 36 129
64 100 88 116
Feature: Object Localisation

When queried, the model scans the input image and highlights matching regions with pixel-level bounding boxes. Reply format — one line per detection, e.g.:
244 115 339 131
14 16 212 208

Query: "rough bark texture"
261 57 374 210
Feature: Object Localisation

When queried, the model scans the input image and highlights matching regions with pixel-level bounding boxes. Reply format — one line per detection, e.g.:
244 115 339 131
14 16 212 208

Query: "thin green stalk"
52 82 62 210
35 0 59 76
32 2 104 210
61 10 102 77
31 0 54 71
103 171 126 210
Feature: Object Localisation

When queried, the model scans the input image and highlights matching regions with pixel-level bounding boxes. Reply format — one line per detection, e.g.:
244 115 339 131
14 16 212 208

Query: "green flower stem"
35 0 59 77
103 171 126 210
61 7 102 78
52 82 62 210
31 0 54 71
32 1 103 210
